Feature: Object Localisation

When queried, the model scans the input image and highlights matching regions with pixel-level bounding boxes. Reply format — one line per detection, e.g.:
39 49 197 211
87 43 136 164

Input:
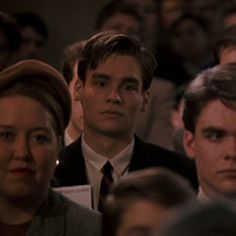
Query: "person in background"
158 0 187 32
170 84 187 154
118 0 159 54
222 4 236 30
14 11 48 60
189 0 223 47
61 41 85 145
167 13 214 85
55 31 198 211
0 59 101 236
0 11 21 71
103 167 196 236
159 203 236 236
183 63 236 204
215 25 236 65
95 1 143 41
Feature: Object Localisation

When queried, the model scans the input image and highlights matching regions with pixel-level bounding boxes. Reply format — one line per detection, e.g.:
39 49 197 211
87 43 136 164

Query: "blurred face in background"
124 0 158 49
160 0 185 29
99 12 141 40
20 26 45 60
171 18 209 62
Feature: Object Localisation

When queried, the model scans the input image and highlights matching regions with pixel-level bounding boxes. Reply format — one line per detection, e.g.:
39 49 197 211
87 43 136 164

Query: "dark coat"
55 136 198 190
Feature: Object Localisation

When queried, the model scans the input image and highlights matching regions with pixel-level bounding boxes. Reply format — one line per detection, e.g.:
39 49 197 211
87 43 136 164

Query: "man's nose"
107 87 122 104
224 136 236 161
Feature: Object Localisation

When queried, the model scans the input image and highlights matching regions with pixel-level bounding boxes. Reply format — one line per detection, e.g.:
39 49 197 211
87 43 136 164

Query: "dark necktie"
98 161 113 211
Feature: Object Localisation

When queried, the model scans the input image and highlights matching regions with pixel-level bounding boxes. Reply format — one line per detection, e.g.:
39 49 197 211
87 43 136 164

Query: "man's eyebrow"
91 73 110 80
91 73 141 84
122 77 140 84
202 126 226 134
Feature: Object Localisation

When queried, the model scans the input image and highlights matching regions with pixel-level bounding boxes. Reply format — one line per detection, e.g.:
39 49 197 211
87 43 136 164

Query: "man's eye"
0 132 15 141
95 80 107 88
205 131 224 141
124 84 138 91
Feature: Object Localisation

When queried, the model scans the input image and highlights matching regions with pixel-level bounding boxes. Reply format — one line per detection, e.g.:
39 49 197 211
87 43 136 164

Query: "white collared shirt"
197 187 212 204
64 130 74 146
81 135 134 210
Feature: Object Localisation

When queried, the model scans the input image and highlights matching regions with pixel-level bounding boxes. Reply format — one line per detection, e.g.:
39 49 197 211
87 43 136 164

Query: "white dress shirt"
81 135 134 210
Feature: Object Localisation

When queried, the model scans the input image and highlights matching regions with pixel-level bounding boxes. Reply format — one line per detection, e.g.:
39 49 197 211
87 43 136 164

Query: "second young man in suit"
55 31 198 210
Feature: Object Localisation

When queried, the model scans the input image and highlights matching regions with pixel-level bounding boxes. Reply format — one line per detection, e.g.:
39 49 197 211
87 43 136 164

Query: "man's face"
20 26 45 59
78 54 148 139
100 13 140 40
184 99 236 200
220 47 236 65
116 200 174 236
124 0 158 38
160 0 184 28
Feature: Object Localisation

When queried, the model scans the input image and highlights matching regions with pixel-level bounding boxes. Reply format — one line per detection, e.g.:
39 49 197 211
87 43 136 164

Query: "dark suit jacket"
55 136 198 190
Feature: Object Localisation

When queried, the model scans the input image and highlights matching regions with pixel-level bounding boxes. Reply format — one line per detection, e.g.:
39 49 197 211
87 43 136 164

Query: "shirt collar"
197 187 212 204
64 130 74 146
81 134 134 175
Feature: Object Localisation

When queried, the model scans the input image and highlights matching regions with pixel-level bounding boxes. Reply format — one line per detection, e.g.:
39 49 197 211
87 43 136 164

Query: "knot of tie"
102 161 113 182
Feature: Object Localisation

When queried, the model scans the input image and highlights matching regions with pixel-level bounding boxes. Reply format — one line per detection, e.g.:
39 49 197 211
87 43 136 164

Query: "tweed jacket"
25 189 101 236
55 136 198 190
135 77 176 149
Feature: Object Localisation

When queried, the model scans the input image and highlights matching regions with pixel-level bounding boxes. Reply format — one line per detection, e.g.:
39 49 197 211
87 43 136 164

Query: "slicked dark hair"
78 30 157 91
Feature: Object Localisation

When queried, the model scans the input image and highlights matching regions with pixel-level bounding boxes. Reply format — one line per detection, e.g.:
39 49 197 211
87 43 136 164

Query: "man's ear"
74 79 83 101
183 130 196 160
140 89 150 112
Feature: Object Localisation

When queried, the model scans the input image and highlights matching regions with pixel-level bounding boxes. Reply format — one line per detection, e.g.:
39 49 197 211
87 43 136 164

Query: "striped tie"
98 161 113 211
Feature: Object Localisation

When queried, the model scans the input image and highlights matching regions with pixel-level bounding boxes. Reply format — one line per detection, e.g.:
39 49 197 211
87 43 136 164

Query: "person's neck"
83 128 134 159
0 192 46 224
200 187 236 204
66 122 82 141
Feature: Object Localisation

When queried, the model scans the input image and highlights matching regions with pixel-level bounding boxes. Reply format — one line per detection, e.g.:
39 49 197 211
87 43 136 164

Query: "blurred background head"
95 1 143 42
14 11 48 60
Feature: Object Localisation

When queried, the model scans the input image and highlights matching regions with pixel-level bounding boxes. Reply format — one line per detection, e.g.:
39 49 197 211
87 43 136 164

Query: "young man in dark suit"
55 31 198 210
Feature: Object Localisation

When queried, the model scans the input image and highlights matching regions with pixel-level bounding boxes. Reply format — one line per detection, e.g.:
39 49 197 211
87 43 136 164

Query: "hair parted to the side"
183 63 236 133
78 31 157 91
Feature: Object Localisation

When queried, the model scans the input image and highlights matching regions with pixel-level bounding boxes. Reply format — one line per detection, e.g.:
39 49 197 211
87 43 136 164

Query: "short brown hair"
78 31 157 91
183 63 236 133
103 167 195 236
